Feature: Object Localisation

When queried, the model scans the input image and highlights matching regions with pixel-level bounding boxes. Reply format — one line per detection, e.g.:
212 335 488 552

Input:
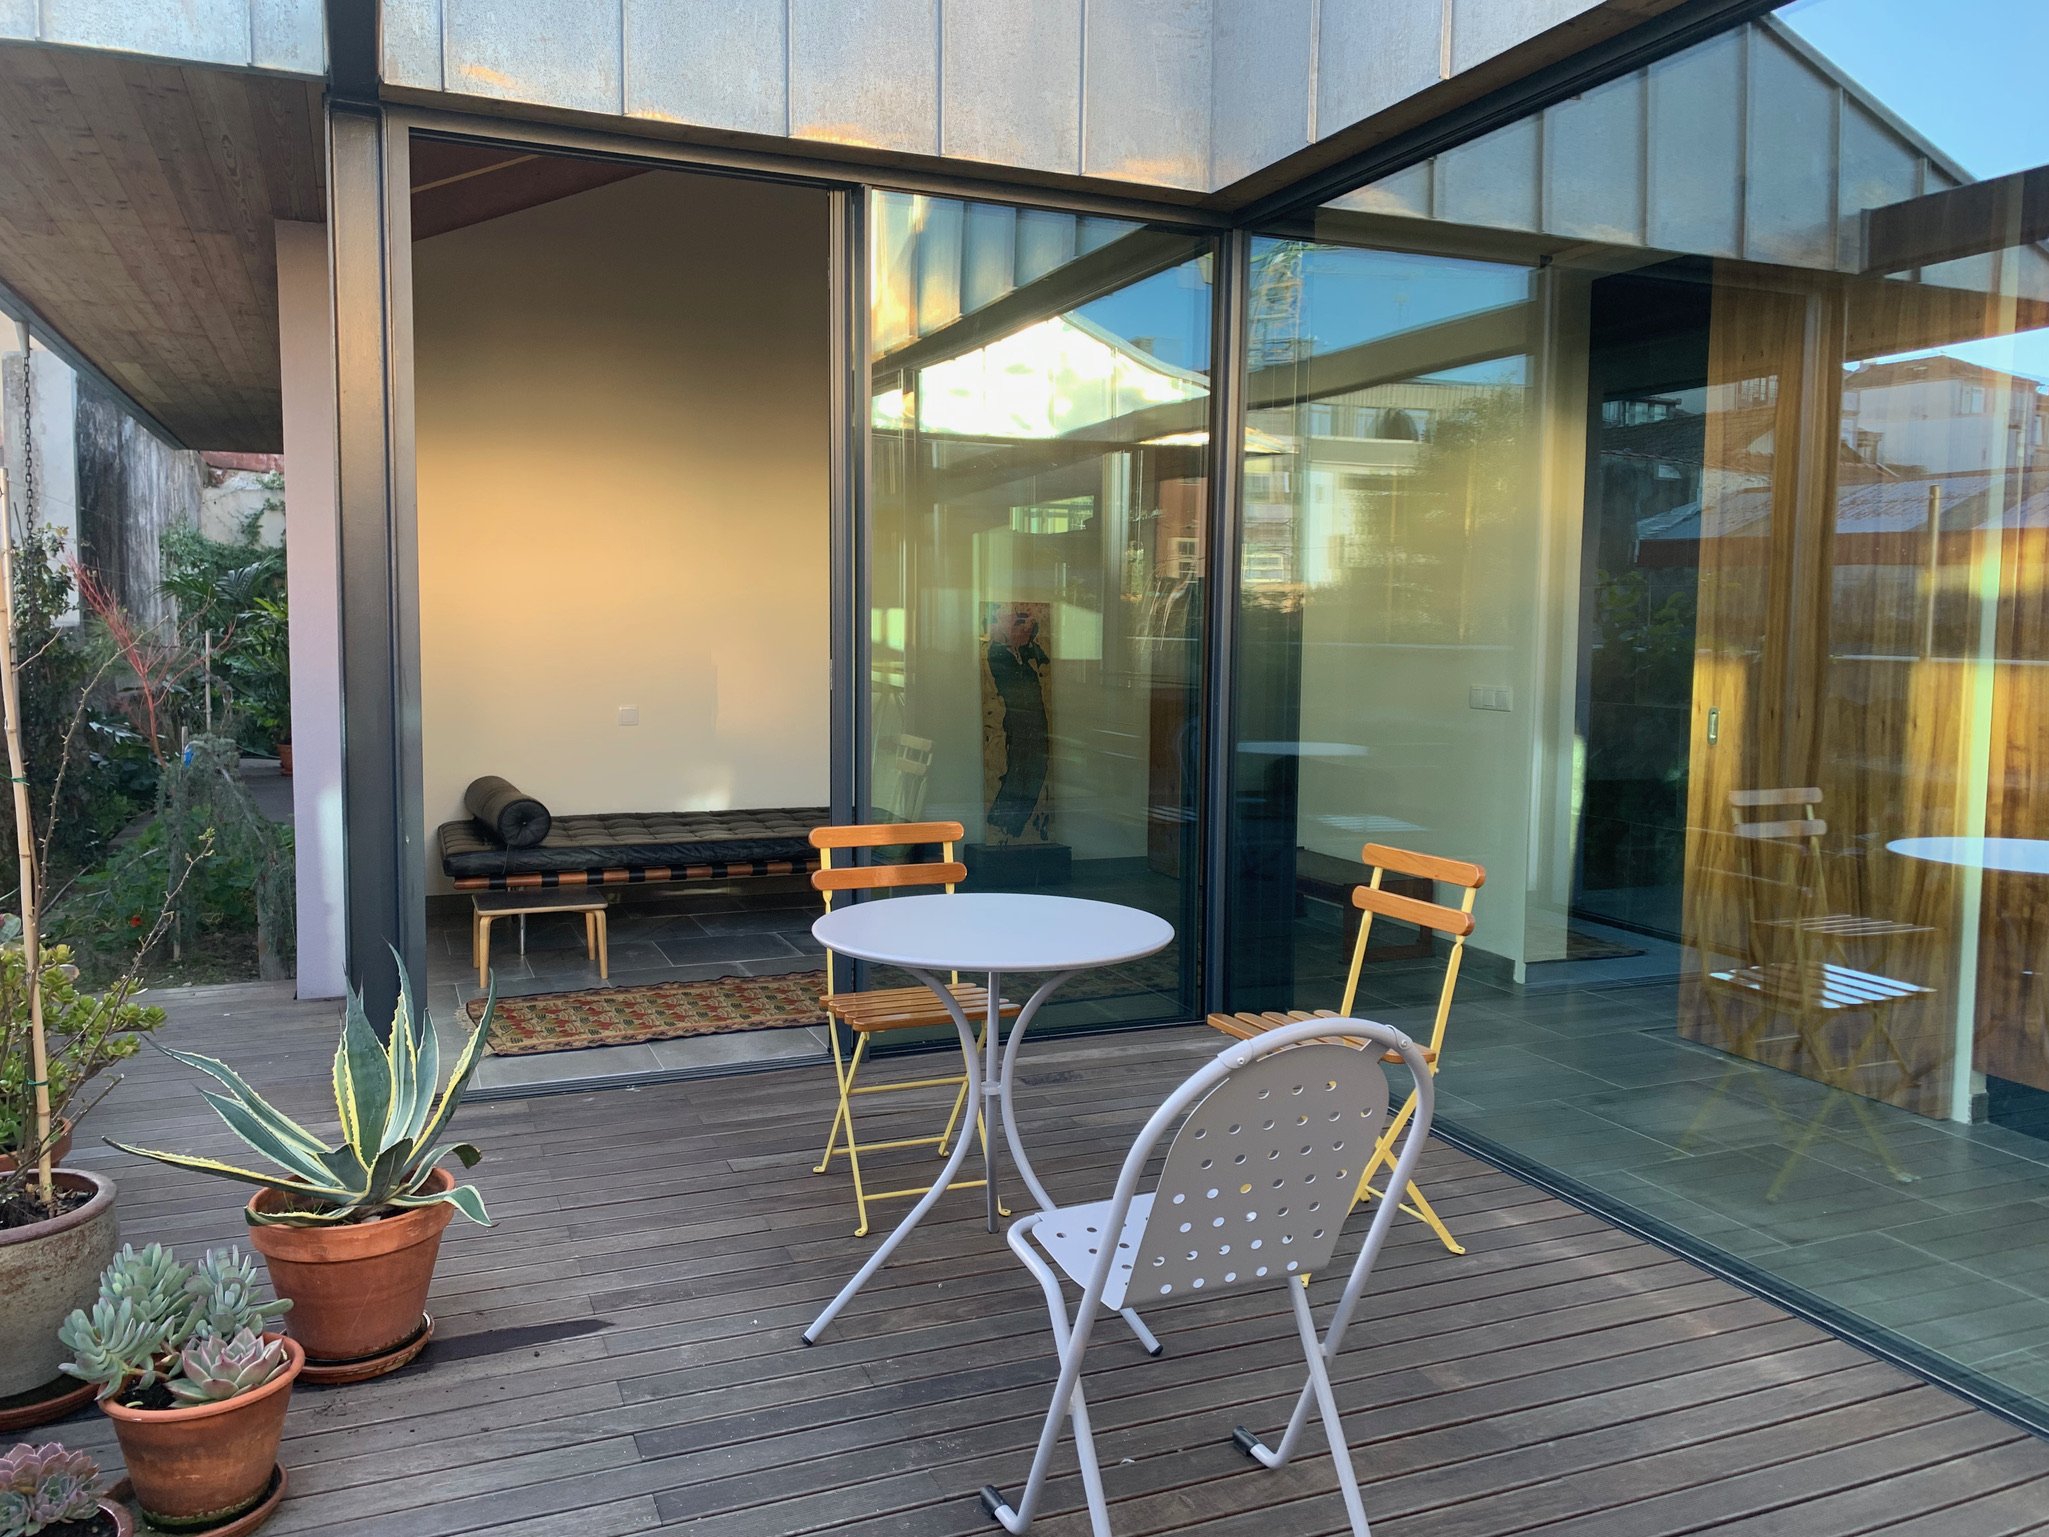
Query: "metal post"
326 3 425 1023
1200 230 1250 1018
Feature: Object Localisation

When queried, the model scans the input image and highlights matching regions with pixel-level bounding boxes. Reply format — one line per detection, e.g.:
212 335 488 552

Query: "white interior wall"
275 219 347 998
412 172 830 894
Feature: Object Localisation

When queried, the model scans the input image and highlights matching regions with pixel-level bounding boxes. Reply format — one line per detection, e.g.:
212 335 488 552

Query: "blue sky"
1780 0 2047 178
1783 0 2049 386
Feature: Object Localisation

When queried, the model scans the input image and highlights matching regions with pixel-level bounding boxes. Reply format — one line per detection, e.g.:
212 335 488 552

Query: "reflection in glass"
1253 0 2049 1426
868 192 1213 1027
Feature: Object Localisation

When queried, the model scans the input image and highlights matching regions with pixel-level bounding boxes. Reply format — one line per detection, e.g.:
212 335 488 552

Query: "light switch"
617 706 639 726
1468 686 1512 712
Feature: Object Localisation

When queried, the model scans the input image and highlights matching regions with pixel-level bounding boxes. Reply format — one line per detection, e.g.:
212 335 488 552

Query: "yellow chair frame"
1208 843 1484 1255
811 821 1018 1236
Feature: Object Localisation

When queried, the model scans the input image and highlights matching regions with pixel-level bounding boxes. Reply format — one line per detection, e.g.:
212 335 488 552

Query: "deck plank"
40 981 2048 1537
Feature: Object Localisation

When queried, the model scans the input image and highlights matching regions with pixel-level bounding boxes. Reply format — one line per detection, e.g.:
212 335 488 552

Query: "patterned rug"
465 948 1191 1056
468 971 826 1055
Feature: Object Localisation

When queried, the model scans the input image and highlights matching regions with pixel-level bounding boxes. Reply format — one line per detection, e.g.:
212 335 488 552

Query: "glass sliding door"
1229 0 2049 1428
1226 240 1538 1013
867 191 1213 1028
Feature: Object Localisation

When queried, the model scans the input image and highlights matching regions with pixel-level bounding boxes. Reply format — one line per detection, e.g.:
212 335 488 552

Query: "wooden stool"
472 890 609 989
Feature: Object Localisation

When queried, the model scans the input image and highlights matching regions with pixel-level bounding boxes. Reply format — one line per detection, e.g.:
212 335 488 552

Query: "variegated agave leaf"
111 951 498 1226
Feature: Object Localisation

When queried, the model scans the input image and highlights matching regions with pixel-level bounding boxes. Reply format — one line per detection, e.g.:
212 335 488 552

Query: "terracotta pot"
0 1168 119 1397
99 1335 301 1529
0 1116 74 1173
244 1168 454 1363
275 741 292 778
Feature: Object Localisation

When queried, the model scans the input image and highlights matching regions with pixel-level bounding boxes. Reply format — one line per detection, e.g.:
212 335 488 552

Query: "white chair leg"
1291 1282 1372 1537
983 1220 1111 1535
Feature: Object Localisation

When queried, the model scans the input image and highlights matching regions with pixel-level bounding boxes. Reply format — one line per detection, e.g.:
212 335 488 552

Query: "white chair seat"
1031 1195 1154 1313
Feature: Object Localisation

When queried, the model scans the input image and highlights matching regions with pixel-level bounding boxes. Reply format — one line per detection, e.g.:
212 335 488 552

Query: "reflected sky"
1779 0 2049 179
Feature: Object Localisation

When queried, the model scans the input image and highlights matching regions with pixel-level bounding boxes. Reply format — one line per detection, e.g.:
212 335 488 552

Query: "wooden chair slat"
814 861 969 892
810 820 964 849
1728 787 1823 807
1732 817 1827 841
1352 883 1476 936
1360 842 1486 890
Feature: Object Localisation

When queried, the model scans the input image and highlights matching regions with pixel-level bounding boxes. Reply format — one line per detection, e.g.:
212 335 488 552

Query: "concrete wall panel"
251 0 322 74
941 0 1081 174
382 0 444 90
440 0 622 116
1744 28 1838 269
1083 0 1210 189
1317 0 1445 134
1542 70 1644 245
1450 0 1591 75
790 0 938 155
16 0 321 71
625 0 786 136
1211 0 1314 186
1645 26 1742 258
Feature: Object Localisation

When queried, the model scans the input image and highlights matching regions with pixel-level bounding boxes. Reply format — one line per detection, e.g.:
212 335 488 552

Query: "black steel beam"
1863 163 2049 274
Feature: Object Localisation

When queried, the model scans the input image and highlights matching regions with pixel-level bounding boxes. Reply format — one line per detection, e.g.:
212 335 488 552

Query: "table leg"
476 916 491 991
985 970 1004 1232
803 965 985 1345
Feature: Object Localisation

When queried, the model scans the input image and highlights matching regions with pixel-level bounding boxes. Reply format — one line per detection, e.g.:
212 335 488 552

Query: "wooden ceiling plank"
45 52 256 420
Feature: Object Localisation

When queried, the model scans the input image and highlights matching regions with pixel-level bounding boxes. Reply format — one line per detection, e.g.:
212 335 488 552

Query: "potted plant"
0 1441 133 1537
109 961 494 1382
0 920 163 1409
57 1245 298 1531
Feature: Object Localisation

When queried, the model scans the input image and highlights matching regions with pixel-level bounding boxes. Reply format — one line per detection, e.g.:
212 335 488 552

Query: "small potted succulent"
110 959 494 1380
0 1441 132 1537
57 1245 298 1531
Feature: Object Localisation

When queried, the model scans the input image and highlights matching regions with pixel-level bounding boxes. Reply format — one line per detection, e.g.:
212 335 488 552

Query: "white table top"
1888 836 2049 875
813 892 1174 973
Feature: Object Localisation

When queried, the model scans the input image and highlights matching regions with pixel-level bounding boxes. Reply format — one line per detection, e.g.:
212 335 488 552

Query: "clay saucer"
0 1373 96 1433
296 1313 434 1386
109 1464 287 1536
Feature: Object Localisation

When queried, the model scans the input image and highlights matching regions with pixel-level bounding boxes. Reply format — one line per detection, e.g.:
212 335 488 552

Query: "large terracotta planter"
0 1168 118 1397
0 1116 74 1174
244 1168 454 1365
99 1335 301 1528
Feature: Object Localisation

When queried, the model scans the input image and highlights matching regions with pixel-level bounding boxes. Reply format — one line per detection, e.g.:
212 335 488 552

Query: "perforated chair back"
1132 1044 1388 1301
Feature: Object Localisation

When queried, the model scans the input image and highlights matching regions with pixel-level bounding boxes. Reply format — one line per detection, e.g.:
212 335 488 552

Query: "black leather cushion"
463 776 552 849
438 806 828 877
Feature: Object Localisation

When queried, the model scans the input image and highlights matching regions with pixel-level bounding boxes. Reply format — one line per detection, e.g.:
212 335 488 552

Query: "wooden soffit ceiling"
0 44 325 452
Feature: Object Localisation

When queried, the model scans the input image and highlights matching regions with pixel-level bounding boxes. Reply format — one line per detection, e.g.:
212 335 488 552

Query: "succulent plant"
99 1243 193 1327
56 1298 173 1401
112 953 494 1227
184 1247 291 1340
0 1442 106 1536
164 1330 288 1406
57 1242 289 1406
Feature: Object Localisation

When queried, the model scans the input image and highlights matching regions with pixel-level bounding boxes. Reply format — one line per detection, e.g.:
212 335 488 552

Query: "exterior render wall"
383 0 1622 194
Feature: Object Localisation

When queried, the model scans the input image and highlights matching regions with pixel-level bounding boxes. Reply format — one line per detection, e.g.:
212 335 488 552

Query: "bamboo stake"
0 519 53 1206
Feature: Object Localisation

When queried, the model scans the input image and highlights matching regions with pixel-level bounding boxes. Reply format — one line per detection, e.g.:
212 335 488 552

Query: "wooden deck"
49 981 2049 1537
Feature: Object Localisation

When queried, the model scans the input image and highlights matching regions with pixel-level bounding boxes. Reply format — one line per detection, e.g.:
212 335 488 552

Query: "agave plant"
165 1330 289 1406
109 956 494 1226
0 1442 106 1536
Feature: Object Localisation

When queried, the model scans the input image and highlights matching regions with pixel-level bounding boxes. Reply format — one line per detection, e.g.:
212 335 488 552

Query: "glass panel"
868 191 1213 1027
1232 0 2049 1427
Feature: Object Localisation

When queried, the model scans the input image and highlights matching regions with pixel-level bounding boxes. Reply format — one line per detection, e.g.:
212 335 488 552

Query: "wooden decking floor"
48 981 2049 1537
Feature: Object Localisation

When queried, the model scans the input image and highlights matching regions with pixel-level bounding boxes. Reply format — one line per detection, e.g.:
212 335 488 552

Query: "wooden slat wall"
0 46 323 449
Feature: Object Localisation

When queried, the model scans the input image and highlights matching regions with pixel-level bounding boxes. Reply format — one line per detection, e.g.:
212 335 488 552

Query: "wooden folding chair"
1207 843 1484 1255
811 821 1020 1236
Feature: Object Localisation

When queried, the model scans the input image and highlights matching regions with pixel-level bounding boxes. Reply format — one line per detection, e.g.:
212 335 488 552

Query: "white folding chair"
980 1017 1434 1537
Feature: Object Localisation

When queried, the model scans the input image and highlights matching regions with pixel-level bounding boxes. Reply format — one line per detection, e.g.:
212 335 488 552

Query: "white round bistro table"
802 892 1174 1346
1887 836 2049 874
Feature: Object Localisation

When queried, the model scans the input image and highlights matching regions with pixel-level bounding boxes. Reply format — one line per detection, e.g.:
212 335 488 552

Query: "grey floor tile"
473 1042 662 1086
658 932 801 966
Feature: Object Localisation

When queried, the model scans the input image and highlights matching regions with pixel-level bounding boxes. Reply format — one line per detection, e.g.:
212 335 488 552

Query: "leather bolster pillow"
464 776 551 849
